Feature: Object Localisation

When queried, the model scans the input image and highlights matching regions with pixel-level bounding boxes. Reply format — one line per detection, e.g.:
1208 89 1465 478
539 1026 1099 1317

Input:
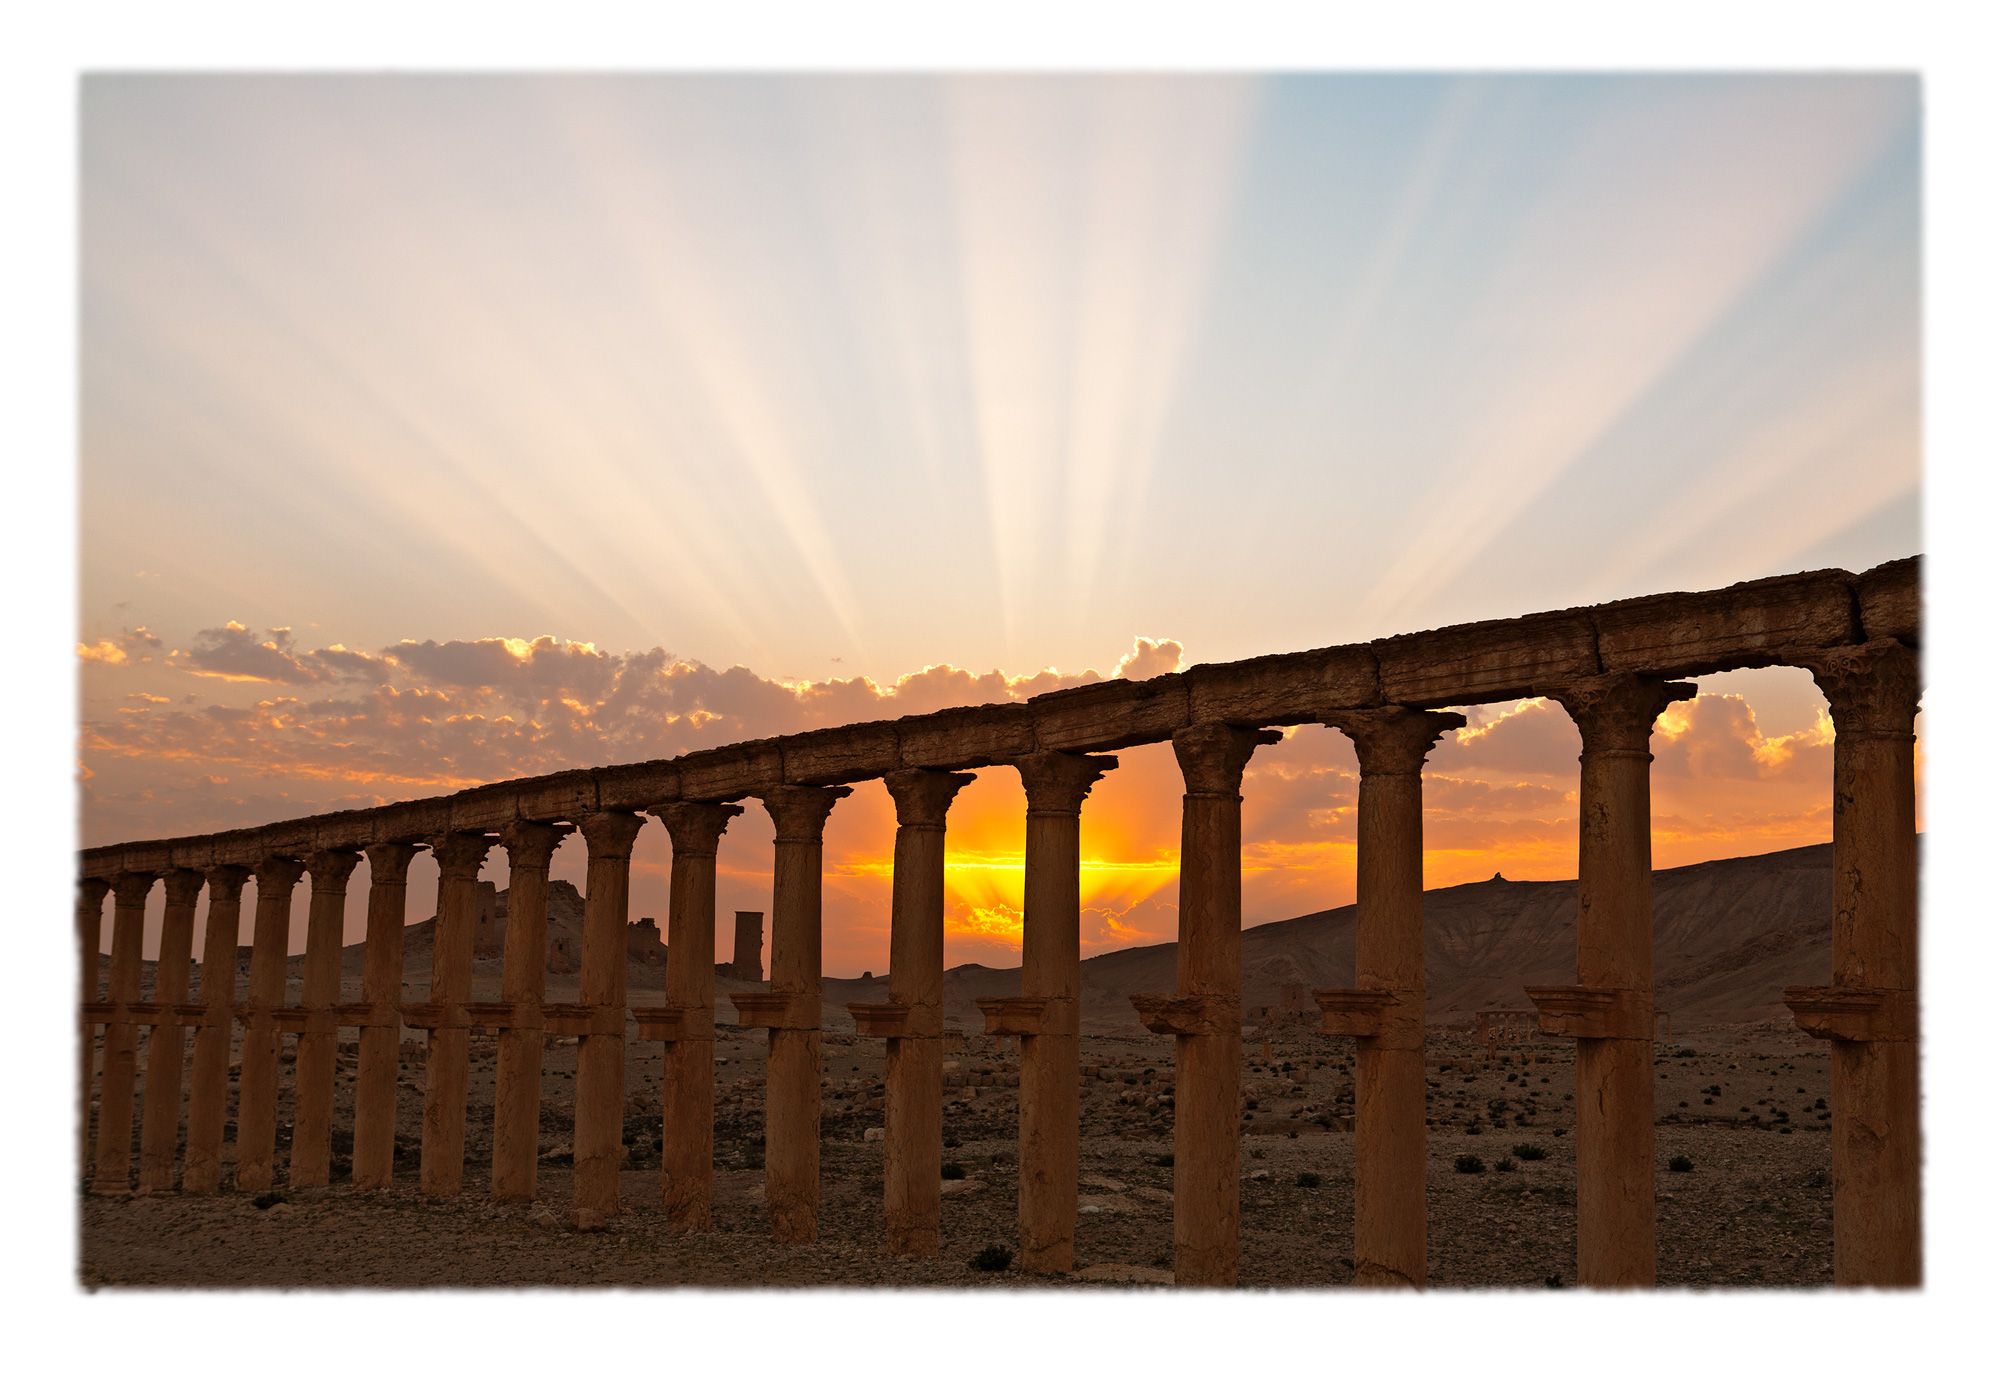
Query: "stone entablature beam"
78 558 1917 881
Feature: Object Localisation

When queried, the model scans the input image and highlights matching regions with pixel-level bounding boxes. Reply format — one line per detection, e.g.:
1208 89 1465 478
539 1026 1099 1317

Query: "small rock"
1134 1186 1175 1204
1247 1169 1271 1182
863 1127 885 1142
940 1178 986 1197
1079 1174 1127 1192
529 1204 561 1230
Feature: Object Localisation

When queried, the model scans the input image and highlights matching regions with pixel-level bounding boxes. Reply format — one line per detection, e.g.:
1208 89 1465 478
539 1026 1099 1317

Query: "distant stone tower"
730 910 764 981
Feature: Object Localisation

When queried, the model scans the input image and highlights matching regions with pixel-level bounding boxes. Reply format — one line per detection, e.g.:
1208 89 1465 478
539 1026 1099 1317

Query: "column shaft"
77 879 109 1185
91 874 154 1192
492 822 565 1203
183 867 249 1194
1325 708 1462 1288
758 785 849 1243
137 869 204 1191
352 843 418 1190
1551 675 1691 1288
1163 723 1277 1286
656 803 741 1230
879 769 971 1257
421 832 495 1198
1808 641 1922 1285
291 850 360 1187
236 857 305 1193
571 811 643 1225
1009 753 1114 1273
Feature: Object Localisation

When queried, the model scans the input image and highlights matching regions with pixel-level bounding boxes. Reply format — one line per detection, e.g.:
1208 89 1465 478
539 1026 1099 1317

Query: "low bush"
1453 1154 1485 1175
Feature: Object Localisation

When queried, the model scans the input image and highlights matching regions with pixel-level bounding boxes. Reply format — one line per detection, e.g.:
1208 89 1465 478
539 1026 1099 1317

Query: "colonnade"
76 567 1924 1288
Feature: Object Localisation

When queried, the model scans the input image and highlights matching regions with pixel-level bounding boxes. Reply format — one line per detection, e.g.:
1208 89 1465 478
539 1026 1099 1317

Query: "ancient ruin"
76 557 1922 1287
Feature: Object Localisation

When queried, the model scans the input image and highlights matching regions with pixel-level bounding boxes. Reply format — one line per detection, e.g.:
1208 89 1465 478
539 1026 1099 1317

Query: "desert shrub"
1511 1142 1548 1161
1454 1154 1485 1175
940 1161 966 1180
252 1192 285 1210
1495 1157 1517 1173
1295 1171 1322 1188
1668 1154 1695 1173
1152 1153 1174 1167
968 1245 1013 1272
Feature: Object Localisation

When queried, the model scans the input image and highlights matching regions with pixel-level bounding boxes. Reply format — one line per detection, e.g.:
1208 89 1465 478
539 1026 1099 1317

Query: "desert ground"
79 954 1833 1288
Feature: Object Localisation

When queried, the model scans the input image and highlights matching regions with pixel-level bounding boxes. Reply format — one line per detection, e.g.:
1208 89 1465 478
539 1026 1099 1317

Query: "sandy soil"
80 965 1835 1288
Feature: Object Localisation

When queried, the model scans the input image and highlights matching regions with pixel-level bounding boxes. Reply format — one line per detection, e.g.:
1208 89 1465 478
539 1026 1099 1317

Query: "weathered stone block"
210 831 266 868
515 772 598 822
1857 556 1919 645
595 760 679 811
1028 676 1191 752
1594 569 1856 676
258 817 318 858
1185 644 1378 726
312 810 378 850
894 704 1036 769
676 739 785 801
1375 611 1598 707
168 837 217 871
779 721 900 785
371 796 454 844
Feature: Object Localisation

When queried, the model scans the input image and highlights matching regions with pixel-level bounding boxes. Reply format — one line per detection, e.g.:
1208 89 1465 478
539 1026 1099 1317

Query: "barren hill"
287 841 1841 1030
838 842 1840 1030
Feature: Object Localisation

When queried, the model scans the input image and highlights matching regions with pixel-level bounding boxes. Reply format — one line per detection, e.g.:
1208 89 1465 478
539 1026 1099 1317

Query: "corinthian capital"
1796 640 1921 740
883 768 975 829
1172 722 1281 797
1550 675 1697 756
1013 751 1118 815
111 869 158 907
1324 706 1467 776
430 831 498 879
162 868 207 907
500 820 569 872
758 785 852 843
305 848 363 889
577 809 645 860
652 801 743 857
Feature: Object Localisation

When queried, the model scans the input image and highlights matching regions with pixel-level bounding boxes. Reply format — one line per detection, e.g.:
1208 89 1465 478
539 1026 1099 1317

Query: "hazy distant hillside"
838 842 1839 1030
266 841 1840 1030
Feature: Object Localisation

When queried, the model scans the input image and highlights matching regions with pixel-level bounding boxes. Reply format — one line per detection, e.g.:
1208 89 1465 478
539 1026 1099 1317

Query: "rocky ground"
80 973 1835 1288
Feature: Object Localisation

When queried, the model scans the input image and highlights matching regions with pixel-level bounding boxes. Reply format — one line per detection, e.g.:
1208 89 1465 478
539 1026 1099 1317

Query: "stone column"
288 849 361 1188
236 856 306 1193
870 768 975 1258
1322 707 1464 1288
76 877 109 1184
420 831 497 1199
1009 752 1115 1273
654 801 742 1230
183 865 250 1194
90 870 156 1193
1133 722 1279 1286
749 784 850 1242
137 868 205 1192
352 842 419 1190
732 911 765 980
571 810 644 1227
1785 640 1922 1285
1533 675 1693 1288
491 821 567 1203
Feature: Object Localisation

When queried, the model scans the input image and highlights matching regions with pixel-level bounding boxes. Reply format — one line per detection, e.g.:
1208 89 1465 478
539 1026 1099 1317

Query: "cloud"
78 639 128 665
1114 636 1185 681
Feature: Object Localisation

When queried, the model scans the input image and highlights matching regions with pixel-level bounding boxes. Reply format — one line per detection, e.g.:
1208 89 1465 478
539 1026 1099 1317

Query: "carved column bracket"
730 989 820 1031
1551 674 1699 755
1314 988 1423 1048
1783 986 1917 1043
1524 984 1657 1040
1131 991 1240 1038
976 995 1077 1038
848 1000 943 1040
632 1005 715 1043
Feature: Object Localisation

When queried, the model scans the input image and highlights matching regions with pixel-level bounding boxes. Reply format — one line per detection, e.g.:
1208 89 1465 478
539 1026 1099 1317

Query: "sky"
76 73 1922 973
